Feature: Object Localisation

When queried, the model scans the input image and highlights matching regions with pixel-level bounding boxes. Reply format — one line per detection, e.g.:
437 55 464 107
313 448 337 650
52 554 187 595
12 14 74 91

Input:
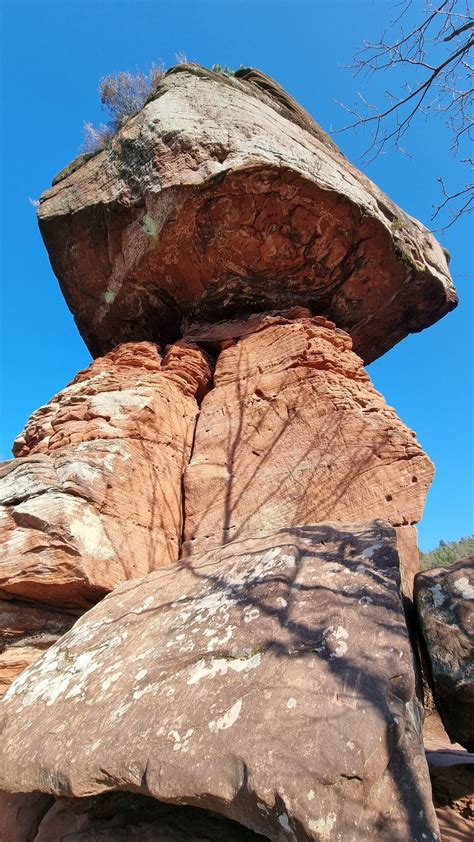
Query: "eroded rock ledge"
38 65 457 363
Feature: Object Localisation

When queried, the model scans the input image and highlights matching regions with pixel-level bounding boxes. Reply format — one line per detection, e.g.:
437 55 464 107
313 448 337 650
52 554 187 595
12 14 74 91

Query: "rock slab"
0 522 439 841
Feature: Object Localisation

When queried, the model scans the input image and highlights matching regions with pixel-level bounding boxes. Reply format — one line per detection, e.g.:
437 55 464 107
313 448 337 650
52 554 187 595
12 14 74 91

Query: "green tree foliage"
419 534 474 570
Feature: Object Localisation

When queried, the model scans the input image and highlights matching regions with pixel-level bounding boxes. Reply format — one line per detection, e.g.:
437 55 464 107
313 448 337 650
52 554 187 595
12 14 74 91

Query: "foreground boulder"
0 342 212 609
38 65 457 362
415 558 474 750
183 310 433 594
0 522 439 841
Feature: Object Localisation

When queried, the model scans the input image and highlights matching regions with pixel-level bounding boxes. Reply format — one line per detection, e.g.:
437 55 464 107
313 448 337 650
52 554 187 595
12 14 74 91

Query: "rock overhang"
38 65 458 363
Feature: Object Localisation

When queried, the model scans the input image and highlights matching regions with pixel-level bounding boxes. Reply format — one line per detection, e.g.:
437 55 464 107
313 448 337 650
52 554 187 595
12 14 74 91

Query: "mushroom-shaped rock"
38 66 457 362
415 557 474 751
0 523 440 841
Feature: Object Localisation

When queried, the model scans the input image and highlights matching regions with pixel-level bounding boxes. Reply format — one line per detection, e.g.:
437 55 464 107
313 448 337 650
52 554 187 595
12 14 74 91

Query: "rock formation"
0 524 439 840
182 309 432 594
0 65 464 840
1 341 212 610
415 558 474 751
37 65 456 363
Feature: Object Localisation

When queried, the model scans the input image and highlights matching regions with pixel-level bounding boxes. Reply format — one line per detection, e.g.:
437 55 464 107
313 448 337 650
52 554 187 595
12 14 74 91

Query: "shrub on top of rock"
83 63 166 152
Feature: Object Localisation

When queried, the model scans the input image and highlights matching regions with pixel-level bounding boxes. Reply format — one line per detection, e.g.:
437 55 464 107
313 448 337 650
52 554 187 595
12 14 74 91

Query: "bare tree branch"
337 0 473 227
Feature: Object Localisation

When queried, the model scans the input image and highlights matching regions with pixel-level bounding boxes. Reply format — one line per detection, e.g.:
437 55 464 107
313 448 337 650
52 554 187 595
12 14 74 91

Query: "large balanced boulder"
0 522 440 841
37 65 457 362
415 558 474 750
183 310 433 593
0 341 212 609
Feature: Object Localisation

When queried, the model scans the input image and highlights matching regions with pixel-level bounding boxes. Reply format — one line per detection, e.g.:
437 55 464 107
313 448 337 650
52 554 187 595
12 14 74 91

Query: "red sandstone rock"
0 791 53 842
424 713 474 842
0 523 440 841
0 342 212 608
0 600 77 696
415 558 474 750
183 312 433 592
37 66 456 362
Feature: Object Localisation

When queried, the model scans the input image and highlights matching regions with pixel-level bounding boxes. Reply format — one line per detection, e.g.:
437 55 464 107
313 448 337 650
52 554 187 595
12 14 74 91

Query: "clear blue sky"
1 0 472 551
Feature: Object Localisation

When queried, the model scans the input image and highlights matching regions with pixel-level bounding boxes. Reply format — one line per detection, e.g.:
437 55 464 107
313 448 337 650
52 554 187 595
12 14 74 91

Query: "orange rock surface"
183 311 433 591
0 341 212 609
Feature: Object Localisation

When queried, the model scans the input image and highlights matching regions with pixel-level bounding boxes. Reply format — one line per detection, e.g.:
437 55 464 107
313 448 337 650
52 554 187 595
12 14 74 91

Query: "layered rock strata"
37 66 456 362
183 310 433 594
0 523 440 841
415 558 474 750
0 341 212 610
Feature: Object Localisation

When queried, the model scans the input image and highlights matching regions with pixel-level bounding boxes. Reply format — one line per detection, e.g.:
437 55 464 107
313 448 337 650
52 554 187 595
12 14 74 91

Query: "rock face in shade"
0 523 440 841
37 65 457 363
0 342 212 609
183 311 433 592
0 791 54 842
415 558 474 750
0 600 78 696
0 792 267 842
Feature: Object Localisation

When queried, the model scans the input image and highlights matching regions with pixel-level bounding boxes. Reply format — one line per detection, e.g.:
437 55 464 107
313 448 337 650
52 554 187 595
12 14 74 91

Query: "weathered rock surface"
38 65 457 362
415 558 474 750
183 311 433 592
0 791 54 842
0 522 440 841
0 600 78 696
0 341 212 608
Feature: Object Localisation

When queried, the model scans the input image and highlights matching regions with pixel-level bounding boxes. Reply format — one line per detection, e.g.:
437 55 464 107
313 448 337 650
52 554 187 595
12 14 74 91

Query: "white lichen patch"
323 625 349 659
430 584 446 607
308 812 337 839
209 698 242 731
3 620 129 708
453 576 474 600
101 671 123 692
186 653 261 685
206 625 234 652
168 727 194 752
